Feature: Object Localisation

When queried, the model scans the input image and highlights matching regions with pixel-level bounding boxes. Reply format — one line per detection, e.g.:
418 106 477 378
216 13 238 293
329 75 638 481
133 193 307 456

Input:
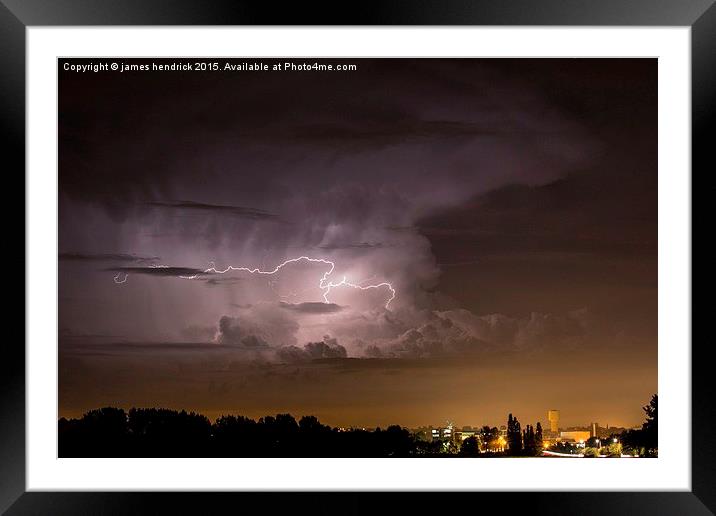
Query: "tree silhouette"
619 393 658 457
459 435 480 456
523 424 536 455
535 422 543 454
59 407 128 457
213 415 258 455
507 413 523 455
642 394 657 453
127 408 211 457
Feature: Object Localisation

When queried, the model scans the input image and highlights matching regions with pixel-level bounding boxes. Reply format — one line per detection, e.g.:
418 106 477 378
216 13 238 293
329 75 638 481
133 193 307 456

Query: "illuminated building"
454 429 477 442
430 424 454 442
559 430 591 444
548 410 560 433
442 423 453 440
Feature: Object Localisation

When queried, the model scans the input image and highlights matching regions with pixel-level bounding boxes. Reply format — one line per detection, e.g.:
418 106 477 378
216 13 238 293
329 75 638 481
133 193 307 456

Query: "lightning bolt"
113 273 128 284
114 256 396 309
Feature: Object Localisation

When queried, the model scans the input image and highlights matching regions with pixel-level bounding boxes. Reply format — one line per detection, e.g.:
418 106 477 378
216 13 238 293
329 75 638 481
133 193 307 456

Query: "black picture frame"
3 1 710 514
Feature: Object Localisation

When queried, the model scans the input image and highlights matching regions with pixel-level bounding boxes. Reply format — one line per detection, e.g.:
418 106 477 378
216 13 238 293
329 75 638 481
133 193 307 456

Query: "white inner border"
27 27 691 491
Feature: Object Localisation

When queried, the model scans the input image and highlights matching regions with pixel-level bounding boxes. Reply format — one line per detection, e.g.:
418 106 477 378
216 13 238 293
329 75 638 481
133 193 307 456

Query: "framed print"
4 0 711 514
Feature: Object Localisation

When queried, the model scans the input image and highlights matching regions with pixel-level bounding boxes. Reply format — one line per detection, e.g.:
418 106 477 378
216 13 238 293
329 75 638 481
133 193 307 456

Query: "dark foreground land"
59 407 438 457
59 401 657 458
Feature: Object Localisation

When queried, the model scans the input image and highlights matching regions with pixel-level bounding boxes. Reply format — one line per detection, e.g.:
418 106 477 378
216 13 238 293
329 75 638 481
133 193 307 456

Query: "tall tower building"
548 410 560 433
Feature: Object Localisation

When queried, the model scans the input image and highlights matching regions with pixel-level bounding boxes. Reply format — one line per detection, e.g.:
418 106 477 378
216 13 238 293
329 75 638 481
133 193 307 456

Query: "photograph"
3 0 708 509
56 57 658 459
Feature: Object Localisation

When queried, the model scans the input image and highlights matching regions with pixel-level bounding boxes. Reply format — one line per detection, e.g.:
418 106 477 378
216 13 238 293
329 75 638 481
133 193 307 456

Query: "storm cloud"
215 305 300 348
275 336 348 364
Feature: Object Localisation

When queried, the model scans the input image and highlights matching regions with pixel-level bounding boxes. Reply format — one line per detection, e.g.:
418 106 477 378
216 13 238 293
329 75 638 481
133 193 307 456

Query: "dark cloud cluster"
375 308 592 358
146 200 282 222
304 336 348 359
215 306 299 348
198 300 594 363
203 277 245 287
60 252 159 264
275 336 347 364
106 266 210 277
59 59 595 226
278 302 344 314
317 242 385 251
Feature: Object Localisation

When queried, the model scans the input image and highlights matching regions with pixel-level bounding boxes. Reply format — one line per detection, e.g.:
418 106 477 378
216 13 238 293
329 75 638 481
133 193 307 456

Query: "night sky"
58 58 657 429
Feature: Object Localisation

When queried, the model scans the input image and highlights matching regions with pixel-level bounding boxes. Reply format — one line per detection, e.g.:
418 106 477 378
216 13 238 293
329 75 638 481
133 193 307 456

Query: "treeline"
58 407 546 458
59 408 426 457
59 395 657 457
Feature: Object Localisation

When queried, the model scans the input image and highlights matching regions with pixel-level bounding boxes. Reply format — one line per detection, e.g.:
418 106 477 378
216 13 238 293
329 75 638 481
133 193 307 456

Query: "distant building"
590 422 598 437
548 410 560 433
599 425 628 438
454 428 477 443
559 430 591 444
429 424 454 442
442 426 452 440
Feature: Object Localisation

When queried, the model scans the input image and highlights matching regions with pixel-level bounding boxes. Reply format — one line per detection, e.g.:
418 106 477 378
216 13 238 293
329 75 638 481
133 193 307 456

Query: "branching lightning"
113 256 396 309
